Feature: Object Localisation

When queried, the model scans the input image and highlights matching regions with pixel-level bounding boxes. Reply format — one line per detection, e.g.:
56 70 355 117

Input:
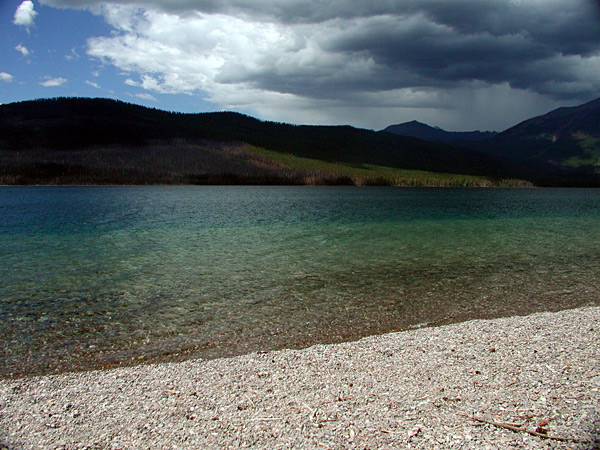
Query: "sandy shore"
1 307 599 449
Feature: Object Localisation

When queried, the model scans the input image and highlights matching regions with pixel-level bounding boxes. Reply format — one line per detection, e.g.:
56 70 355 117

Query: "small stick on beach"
458 413 592 444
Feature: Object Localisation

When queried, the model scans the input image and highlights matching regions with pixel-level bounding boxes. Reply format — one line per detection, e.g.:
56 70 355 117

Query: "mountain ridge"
383 97 600 185
383 120 497 143
0 97 521 186
2 96 599 186
477 97 600 182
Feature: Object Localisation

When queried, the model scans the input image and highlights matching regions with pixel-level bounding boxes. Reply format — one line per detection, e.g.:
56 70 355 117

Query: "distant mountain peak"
481 96 600 179
382 121 497 143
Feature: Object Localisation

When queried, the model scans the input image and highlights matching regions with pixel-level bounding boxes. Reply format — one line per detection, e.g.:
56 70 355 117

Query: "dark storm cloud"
321 15 544 82
214 0 600 101
40 0 600 129
43 0 600 41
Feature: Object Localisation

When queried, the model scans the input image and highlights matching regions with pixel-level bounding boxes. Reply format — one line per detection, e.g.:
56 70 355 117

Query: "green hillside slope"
0 97 526 186
480 97 600 184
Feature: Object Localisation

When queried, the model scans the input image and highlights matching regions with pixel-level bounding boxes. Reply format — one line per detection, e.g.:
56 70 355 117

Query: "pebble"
0 307 598 449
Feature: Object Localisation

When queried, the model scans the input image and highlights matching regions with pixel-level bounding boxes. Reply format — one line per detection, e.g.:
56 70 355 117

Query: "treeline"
0 97 510 172
0 97 535 186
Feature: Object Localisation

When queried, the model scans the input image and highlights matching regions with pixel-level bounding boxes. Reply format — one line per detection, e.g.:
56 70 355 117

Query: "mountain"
382 97 600 185
383 121 497 143
0 97 522 186
480 97 600 181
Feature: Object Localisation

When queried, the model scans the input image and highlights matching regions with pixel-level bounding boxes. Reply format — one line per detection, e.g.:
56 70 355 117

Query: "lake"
1 186 599 377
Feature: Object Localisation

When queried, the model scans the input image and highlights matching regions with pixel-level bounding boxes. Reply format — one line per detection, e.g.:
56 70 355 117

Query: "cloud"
65 48 80 60
15 44 30 56
13 1 37 28
134 92 158 101
40 0 600 129
39 77 68 87
85 80 101 89
0 73 14 83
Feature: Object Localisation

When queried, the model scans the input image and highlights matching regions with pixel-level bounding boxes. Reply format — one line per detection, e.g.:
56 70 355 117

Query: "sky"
1 0 600 131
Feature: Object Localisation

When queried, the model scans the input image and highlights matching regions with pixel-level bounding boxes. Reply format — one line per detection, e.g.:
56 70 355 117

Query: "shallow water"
1 186 599 376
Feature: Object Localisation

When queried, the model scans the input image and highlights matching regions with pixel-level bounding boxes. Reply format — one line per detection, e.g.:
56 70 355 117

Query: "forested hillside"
0 97 528 186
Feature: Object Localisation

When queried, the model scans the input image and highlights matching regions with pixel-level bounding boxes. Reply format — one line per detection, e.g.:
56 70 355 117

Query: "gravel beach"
1 307 599 449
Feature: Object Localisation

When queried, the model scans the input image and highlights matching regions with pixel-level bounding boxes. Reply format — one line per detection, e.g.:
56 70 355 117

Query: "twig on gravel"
298 400 317 418
407 426 422 442
379 429 402 434
247 417 284 422
458 413 591 443
295 396 353 419
244 394 256 409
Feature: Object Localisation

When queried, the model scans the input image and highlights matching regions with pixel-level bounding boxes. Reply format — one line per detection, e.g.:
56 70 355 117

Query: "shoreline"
1 307 598 449
0 183 535 187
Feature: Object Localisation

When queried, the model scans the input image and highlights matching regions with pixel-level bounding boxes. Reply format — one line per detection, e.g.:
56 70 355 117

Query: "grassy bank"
0 139 532 187
243 145 532 187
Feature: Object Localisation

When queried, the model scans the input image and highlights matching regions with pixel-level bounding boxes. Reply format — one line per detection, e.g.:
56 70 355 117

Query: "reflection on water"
1 186 599 377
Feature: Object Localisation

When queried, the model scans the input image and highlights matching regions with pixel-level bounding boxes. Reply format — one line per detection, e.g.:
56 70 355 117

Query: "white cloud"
85 80 101 89
17 0 581 129
15 44 30 56
86 8 332 105
13 1 37 28
0 73 14 83
39 77 68 87
65 48 80 60
135 92 158 101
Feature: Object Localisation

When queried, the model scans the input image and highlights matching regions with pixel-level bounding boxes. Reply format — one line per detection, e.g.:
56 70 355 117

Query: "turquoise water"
1 186 599 376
